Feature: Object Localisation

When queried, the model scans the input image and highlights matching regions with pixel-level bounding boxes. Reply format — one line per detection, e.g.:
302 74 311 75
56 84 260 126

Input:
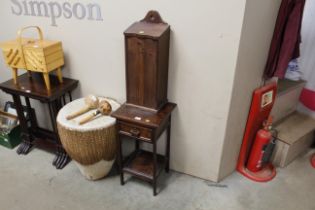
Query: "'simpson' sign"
11 0 103 26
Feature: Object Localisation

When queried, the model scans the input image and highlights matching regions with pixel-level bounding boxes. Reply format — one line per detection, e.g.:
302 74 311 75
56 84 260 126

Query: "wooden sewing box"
0 26 64 91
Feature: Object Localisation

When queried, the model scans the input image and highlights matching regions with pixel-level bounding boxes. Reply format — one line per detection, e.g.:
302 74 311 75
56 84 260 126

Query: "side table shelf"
123 150 165 181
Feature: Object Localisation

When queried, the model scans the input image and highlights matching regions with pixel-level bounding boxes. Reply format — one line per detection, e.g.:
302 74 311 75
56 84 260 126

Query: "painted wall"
0 0 246 181
299 0 315 88
297 0 315 117
218 0 282 180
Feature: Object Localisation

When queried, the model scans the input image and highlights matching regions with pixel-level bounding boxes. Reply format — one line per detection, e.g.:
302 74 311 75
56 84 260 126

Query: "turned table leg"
48 99 70 169
53 146 70 169
117 133 125 185
12 94 34 155
166 117 171 173
25 97 38 131
153 140 157 196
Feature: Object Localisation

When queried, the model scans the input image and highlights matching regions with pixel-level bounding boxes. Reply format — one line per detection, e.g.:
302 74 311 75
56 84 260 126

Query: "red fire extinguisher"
247 116 273 172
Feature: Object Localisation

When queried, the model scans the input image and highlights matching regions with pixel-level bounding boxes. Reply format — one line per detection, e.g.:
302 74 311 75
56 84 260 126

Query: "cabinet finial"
141 10 166 24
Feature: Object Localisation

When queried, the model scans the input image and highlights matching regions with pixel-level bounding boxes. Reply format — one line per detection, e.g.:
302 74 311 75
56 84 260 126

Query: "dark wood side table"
111 103 176 196
0 73 78 169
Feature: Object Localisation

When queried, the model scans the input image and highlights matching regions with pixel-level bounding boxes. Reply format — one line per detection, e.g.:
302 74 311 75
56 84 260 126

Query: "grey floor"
0 146 314 210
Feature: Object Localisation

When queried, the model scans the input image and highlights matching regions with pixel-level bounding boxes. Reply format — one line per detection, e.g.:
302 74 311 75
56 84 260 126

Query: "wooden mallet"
79 100 112 125
66 95 99 120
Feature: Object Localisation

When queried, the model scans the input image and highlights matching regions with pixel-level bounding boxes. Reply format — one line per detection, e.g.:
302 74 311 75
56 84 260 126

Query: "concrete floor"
0 146 314 210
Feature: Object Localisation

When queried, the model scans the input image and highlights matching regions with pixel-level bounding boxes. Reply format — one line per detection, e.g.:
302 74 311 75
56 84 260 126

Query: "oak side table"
0 73 78 169
111 103 176 196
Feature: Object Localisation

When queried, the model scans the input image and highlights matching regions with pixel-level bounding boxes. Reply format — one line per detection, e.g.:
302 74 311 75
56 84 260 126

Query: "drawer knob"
130 128 140 137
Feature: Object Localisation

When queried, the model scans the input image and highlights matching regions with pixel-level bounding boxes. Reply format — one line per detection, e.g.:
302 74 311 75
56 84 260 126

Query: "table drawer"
119 122 152 142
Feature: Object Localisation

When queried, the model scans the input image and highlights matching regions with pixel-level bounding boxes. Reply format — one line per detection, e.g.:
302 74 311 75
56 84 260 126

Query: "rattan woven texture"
57 97 120 165
57 124 116 165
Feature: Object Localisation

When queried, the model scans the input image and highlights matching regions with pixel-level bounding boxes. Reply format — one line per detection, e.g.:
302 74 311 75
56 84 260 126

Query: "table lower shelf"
123 150 165 182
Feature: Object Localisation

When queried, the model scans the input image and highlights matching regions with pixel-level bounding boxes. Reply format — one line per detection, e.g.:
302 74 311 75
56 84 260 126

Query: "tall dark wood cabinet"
124 11 170 111
112 11 176 196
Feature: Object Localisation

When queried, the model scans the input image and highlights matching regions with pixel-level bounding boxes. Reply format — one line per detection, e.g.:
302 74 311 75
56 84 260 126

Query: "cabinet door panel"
126 37 158 109
126 37 144 105
143 38 157 108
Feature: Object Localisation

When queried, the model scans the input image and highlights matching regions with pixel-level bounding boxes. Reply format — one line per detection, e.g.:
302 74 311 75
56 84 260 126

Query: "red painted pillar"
311 153 315 168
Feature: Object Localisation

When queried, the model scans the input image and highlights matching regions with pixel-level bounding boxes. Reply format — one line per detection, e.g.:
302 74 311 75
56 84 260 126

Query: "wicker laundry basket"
57 97 120 180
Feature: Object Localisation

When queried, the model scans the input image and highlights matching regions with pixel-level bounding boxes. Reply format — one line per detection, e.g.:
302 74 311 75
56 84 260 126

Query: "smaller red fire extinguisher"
247 116 273 172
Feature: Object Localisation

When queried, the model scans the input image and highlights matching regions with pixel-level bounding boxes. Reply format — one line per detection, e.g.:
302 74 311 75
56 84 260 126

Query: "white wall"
297 0 315 117
299 0 315 89
0 0 246 181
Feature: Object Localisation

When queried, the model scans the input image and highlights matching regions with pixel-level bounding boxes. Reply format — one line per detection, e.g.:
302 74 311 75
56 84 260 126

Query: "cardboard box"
0 110 21 149
272 112 315 167
271 79 306 123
